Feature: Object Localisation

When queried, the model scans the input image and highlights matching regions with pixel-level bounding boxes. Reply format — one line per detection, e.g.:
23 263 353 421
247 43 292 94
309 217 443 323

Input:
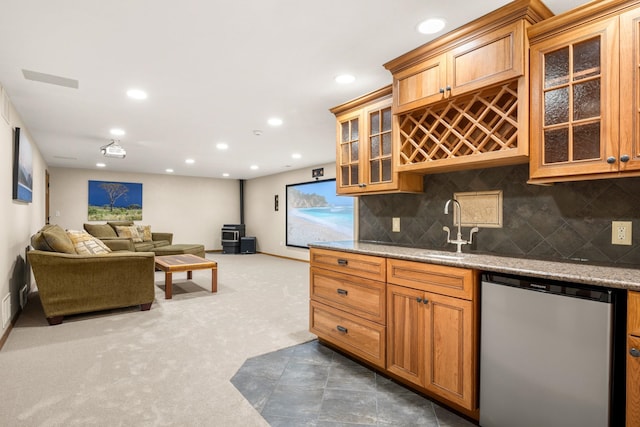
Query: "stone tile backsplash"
358 164 640 266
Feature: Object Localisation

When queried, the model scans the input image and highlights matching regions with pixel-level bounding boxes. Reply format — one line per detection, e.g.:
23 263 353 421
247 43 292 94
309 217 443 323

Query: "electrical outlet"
612 221 632 245
392 217 401 232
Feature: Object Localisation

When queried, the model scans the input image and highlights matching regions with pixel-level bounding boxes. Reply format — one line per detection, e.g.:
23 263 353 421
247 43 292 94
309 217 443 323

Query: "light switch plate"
392 217 400 232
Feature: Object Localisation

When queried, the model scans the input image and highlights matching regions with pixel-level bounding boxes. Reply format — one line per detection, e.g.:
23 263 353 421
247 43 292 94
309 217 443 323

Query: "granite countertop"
309 241 640 292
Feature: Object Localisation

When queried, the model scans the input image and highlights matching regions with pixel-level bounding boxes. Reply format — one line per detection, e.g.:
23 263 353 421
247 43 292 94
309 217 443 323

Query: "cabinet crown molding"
383 0 552 74
528 0 640 42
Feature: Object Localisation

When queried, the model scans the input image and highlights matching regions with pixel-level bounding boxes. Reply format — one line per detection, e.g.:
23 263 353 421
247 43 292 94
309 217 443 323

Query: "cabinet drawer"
310 300 386 369
387 258 476 300
310 248 386 281
310 267 385 324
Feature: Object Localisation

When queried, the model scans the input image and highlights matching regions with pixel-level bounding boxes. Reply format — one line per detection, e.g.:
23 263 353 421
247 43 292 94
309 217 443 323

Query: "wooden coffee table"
154 254 217 299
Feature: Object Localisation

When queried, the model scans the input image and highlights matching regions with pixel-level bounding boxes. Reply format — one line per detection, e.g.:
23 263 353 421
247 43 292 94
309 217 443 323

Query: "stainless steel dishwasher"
479 273 625 427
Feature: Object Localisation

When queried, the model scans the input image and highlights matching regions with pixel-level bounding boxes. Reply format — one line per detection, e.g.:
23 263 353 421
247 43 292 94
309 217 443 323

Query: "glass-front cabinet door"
337 111 361 191
332 86 423 195
366 100 393 186
530 18 619 181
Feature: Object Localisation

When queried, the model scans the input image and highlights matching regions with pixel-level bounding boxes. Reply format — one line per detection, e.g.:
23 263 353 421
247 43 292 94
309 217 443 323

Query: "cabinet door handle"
337 288 348 296
439 88 445 94
336 325 348 334
423 298 429 305
445 85 451 92
337 259 348 266
621 154 630 163
631 347 640 358
416 297 423 303
607 156 616 164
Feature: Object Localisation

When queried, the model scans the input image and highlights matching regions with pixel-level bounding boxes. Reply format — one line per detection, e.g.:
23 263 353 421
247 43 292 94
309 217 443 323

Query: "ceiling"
0 0 589 180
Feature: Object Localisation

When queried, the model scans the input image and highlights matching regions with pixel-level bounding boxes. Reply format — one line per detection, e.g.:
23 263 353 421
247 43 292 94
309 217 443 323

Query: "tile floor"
231 340 476 426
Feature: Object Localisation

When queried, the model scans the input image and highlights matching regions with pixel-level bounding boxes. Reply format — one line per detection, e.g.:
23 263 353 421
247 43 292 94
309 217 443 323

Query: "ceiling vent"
22 69 79 89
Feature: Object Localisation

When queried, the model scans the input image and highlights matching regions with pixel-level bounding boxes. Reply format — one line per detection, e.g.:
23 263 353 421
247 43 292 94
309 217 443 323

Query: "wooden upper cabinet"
529 0 640 184
619 6 640 174
383 0 552 175
392 20 526 114
331 86 423 195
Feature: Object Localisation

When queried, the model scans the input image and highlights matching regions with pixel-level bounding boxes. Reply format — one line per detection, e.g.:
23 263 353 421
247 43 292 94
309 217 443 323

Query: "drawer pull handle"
336 325 348 334
631 348 640 358
337 288 348 296
337 259 348 266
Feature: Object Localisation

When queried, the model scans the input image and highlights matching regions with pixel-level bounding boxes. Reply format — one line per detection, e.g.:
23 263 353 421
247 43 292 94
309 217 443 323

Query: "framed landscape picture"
286 179 354 248
12 127 33 203
88 180 143 221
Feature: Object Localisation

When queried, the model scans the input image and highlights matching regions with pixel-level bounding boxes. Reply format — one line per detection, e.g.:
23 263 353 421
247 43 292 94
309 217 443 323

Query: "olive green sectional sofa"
28 224 155 325
83 221 205 258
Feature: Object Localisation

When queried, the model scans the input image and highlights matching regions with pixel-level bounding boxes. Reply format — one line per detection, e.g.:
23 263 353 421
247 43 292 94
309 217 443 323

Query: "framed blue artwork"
88 180 143 221
12 127 33 203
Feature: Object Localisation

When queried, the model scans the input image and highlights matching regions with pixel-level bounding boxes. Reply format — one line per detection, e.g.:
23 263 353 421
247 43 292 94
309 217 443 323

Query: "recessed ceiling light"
268 117 283 126
216 142 229 150
165 168 174 173
110 128 125 136
185 158 195 164
250 165 259 170
126 88 148 100
222 173 230 177
417 18 446 34
335 74 356 84
96 162 106 168
292 153 301 159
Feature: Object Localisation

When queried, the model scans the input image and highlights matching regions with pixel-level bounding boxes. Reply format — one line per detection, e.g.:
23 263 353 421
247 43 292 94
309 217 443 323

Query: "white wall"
244 162 339 261
49 168 240 251
0 87 47 336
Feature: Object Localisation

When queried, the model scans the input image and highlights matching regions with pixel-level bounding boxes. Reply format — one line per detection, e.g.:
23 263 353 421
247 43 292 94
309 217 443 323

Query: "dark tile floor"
231 340 477 426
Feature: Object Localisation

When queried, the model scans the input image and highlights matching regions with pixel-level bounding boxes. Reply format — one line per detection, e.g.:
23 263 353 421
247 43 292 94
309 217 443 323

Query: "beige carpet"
0 253 315 426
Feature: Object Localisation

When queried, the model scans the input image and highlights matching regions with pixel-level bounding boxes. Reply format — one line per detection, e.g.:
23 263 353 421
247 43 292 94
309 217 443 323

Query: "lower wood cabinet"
628 291 640 427
309 249 387 370
309 248 479 418
387 284 475 410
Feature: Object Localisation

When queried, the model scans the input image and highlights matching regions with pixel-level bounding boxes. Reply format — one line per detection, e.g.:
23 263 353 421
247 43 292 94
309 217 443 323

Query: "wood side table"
154 254 217 299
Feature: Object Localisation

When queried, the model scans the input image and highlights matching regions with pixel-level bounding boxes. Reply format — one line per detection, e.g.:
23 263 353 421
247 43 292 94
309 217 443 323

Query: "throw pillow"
66 230 112 255
31 224 76 254
83 223 117 238
115 225 143 243
137 225 152 242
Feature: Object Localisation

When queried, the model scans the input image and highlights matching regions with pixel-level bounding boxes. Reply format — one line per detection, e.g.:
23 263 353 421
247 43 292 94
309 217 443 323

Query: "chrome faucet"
443 199 479 253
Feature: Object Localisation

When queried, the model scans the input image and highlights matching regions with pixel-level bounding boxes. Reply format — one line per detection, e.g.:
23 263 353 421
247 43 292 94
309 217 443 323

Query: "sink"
420 252 465 261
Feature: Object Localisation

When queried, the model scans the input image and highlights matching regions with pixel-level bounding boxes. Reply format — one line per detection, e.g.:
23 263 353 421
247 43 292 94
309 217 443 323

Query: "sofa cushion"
107 220 134 231
115 225 143 243
66 230 112 255
152 240 171 248
133 242 155 251
136 225 152 242
31 224 76 254
83 223 118 238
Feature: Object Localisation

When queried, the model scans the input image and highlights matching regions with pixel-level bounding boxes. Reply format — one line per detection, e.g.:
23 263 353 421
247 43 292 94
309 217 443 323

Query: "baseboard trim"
204 249 308 263
256 251 309 263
